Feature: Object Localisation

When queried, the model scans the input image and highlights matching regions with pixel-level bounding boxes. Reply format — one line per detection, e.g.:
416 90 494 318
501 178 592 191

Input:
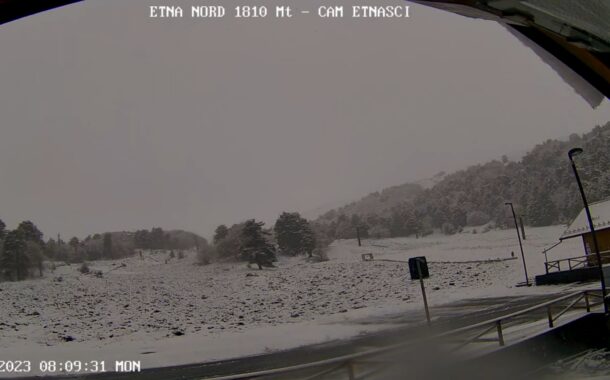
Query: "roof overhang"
0 0 83 25
1 1 609 106
410 0 610 107
560 198 610 240
559 228 610 241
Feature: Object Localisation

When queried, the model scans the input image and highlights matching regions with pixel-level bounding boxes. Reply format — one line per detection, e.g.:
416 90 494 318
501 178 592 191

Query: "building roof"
411 0 610 106
561 198 610 240
0 0 83 25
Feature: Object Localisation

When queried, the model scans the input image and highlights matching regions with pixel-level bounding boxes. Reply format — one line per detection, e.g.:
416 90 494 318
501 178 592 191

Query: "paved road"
21 292 582 380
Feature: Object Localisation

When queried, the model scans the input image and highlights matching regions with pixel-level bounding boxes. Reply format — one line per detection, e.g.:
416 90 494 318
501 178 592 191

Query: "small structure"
559 198 610 266
537 198 610 285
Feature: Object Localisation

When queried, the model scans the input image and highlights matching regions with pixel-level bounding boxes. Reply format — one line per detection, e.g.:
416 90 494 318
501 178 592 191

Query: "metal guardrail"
204 289 606 380
545 251 610 273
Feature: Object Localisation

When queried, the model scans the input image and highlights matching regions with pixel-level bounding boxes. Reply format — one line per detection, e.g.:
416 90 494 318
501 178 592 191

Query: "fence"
545 250 610 273
206 289 606 380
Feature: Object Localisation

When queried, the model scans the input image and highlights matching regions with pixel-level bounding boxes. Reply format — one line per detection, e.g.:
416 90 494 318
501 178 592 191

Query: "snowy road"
29 292 578 380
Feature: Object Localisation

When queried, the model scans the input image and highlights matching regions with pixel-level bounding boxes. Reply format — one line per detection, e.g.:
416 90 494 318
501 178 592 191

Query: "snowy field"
0 225 592 375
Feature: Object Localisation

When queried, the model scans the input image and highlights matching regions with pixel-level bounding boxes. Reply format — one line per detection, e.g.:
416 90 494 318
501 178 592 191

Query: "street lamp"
568 147 608 313
505 202 529 286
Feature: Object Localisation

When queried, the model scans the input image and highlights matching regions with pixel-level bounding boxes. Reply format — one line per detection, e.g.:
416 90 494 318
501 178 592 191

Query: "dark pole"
506 202 529 286
519 216 526 240
416 258 431 326
356 227 361 247
569 147 608 313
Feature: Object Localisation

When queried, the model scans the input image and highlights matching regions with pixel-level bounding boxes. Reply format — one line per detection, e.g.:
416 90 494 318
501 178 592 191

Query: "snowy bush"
78 263 90 274
196 243 215 266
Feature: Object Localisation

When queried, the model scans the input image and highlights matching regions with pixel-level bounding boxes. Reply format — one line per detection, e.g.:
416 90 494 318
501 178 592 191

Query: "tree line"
0 213 330 281
203 212 331 267
0 220 46 281
317 122 610 240
0 221 213 281
0 218 135 281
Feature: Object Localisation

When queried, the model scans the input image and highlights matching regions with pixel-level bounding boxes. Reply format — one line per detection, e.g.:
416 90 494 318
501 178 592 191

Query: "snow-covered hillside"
0 225 591 375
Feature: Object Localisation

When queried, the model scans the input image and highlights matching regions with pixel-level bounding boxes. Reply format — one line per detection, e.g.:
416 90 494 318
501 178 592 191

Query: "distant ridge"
315 122 610 240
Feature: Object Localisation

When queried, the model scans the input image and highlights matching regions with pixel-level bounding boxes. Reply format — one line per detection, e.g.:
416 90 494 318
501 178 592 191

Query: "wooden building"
560 198 610 265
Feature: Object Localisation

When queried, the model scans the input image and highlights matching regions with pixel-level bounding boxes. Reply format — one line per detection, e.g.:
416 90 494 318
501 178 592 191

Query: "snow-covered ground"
0 225 593 376
335 224 583 274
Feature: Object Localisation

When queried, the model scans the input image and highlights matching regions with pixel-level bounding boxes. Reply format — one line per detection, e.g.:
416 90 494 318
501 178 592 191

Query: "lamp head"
568 147 583 160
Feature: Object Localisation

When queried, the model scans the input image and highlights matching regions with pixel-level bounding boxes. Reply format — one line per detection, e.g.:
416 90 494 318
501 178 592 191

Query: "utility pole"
506 202 529 286
569 147 608 313
519 216 526 240
356 226 361 247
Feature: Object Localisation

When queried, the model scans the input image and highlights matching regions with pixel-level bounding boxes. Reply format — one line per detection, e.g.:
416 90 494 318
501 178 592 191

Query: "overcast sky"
1 0 609 240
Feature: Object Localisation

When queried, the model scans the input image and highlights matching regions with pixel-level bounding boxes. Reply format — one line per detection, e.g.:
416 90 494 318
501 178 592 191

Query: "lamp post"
568 147 608 313
506 202 529 286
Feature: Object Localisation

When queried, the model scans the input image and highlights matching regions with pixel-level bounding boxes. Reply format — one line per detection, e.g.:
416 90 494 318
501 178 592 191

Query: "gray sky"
1 0 609 240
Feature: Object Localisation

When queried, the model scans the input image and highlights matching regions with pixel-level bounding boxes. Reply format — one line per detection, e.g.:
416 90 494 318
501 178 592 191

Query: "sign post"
409 256 431 326
417 259 431 326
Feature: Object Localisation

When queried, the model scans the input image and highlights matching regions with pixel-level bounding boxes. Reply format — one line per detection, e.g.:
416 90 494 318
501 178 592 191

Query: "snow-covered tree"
0 229 29 281
69 237 80 255
17 221 44 245
213 225 229 245
26 241 45 277
274 212 316 257
240 219 275 269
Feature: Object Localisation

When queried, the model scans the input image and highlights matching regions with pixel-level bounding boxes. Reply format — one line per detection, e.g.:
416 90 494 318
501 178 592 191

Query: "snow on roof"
561 198 610 240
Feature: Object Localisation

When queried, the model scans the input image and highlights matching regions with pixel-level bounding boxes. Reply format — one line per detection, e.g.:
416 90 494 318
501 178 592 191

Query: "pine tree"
274 212 317 257
240 219 275 269
69 237 79 254
150 227 166 250
301 221 317 257
275 212 302 256
213 225 229 245
215 223 244 259
134 229 151 249
44 238 58 261
16 221 43 245
25 241 45 277
68 237 81 262
1 229 29 281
